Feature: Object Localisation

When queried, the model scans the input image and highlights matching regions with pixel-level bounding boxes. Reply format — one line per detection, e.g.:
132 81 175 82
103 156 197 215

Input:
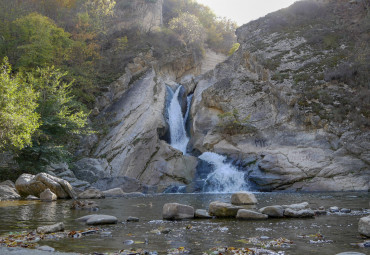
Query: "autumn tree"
169 13 206 47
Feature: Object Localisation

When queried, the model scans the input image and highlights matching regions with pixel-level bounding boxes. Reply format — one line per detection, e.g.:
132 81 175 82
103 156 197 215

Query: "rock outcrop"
15 173 76 199
0 185 20 200
189 0 370 191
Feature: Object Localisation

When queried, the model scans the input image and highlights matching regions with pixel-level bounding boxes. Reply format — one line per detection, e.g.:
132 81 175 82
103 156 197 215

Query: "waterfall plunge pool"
0 192 369 254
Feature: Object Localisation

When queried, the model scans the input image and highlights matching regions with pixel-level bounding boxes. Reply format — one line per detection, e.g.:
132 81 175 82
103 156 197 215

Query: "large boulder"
102 188 125 197
259 206 284 218
15 173 76 199
76 214 118 225
40 188 57 202
358 215 370 237
231 191 257 205
162 203 194 220
0 185 20 200
78 188 105 199
209 201 243 217
36 222 64 234
236 209 268 220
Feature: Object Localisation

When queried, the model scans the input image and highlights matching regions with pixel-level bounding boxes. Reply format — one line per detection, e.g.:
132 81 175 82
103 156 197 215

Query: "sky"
196 0 298 26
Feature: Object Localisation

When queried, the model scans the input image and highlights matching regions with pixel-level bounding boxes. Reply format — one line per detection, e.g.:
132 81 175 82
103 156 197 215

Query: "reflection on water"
0 192 369 255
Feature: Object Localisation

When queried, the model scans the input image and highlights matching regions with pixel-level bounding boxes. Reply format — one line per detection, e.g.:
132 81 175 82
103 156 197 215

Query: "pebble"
37 245 55 252
100 231 112 237
330 206 340 213
123 240 134 245
126 216 140 222
340 208 351 213
161 228 171 234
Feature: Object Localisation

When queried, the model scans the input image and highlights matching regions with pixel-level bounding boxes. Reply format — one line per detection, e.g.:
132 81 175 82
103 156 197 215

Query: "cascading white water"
199 152 249 193
168 86 189 154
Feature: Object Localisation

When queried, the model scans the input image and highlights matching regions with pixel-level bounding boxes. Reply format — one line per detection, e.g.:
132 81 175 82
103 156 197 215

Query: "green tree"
169 12 206 47
0 58 40 150
9 13 72 70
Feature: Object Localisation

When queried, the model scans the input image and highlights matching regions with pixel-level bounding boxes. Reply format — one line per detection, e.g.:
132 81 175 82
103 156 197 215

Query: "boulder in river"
78 188 105 199
231 191 257 205
36 222 64 234
236 209 268 220
102 188 125 197
195 209 212 219
259 206 284 218
40 188 57 201
76 214 118 225
0 185 20 200
282 202 309 210
209 201 243 217
15 173 76 199
358 215 370 237
162 203 194 220
284 208 315 218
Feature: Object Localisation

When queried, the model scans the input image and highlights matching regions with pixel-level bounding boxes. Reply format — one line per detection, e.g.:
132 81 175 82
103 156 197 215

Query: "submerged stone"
76 214 118 225
36 222 64 234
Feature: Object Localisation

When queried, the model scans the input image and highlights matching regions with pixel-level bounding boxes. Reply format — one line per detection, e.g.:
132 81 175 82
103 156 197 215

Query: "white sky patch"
196 0 298 26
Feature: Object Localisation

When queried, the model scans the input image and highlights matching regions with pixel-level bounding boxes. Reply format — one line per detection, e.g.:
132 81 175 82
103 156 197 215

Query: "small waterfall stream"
167 85 250 193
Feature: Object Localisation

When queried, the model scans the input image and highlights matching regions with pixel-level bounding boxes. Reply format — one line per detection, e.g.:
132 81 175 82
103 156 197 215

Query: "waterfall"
198 152 249 193
166 85 250 193
168 86 189 154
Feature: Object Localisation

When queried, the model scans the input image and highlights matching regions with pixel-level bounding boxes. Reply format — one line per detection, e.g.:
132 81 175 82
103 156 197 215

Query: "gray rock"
73 158 111 184
336 253 366 255
162 203 194 220
259 206 284 217
76 214 118 225
78 189 105 199
126 217 139 222
93 177 144 193
284 208 315 218
358 215 370 237
314 210 327 216
0 185 20 200
37 246 55 252
340 208 351 213
0 247 79 255
102 188 125 197
236 209 268 220
56 170 76 179
282 202 309 210
195 209 212 219
231 191 257 205
26 195 39 200
15 173 76 199
123 240 134 245
0 180 15 188
37 222 64 234
40 188 57 201
330 206 340 213
209 201 243 217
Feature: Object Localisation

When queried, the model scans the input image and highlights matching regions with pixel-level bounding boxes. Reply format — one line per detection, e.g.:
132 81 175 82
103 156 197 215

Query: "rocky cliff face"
190 0 370 191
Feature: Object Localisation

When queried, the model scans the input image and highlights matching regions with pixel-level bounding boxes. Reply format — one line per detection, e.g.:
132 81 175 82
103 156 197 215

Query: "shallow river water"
0 192 369 255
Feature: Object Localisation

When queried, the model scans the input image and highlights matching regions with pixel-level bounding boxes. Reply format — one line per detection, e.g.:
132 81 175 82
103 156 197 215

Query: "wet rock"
122 192 145 198
330 206 340 213
36 222 64 234
209 201 243 217
336 253 366 255
231 191 257 205
40 188 57 201
161 228 172 234
26 195 39 200
76 214 118 225
318 206 325 210
358 215 370 237
259 206 284 218
162 203 194 220
37 246 55 252
284 208 315 218
78 188 105 199
0 180 15 188
236 209 268 220
70 200 99 211
15 173 76 199
195 209 212 219
282 202 309 210
0 185 20 200
340 208 351 213
314 210 327 216
123 240 134 245
102 188 125 197
100 231 112 237
127 216 139 222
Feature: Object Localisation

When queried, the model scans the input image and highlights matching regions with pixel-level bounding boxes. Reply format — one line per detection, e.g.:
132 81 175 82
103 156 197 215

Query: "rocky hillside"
190 0 370 191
